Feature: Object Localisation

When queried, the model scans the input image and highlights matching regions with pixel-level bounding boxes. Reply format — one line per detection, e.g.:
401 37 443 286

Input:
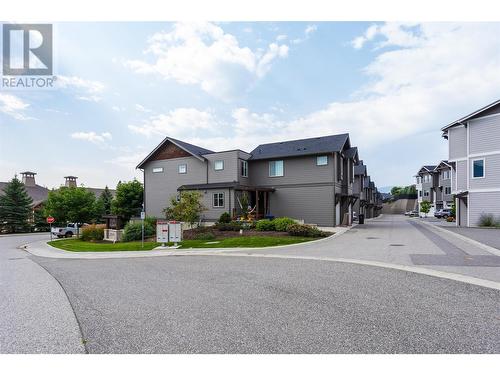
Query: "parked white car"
51 223 85 238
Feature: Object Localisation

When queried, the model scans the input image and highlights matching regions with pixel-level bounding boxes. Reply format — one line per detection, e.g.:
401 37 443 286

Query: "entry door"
335 202 341 226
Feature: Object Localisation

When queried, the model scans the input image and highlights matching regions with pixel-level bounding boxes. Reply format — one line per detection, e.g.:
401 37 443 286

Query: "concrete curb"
417 219 500 257
22 226 355 259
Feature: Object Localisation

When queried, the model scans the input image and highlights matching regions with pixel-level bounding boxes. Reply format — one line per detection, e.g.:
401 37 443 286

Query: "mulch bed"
183 227 290 240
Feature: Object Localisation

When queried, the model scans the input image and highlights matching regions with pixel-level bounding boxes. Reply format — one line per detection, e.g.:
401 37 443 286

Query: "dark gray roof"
250 134 350 160
170 137 214 157
0 182 49 207
344 147 358 159
369 181 375 189
86 187 116 198
424 165 437 171
354 163 366 176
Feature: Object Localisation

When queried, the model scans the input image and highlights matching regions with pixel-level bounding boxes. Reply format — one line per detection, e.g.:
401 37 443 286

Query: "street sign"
46 216 55 224
140 211 145 220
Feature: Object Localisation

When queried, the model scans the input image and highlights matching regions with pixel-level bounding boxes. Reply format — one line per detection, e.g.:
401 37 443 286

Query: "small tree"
391 186 403 196
44 186 96 226
0 175 33 233
93 186 114 223
240 192 249 219
111 180 143 222
164 191 206 228
420 201 431 217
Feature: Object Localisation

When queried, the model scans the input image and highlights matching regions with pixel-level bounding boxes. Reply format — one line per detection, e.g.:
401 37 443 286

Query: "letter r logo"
2 24 53 76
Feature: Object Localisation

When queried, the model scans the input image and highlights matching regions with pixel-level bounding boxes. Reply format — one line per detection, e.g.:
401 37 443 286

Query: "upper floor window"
472 159 485 178
442 170 450 180
269 160 284 177
241 160 248 177
316 155 328 166
213 192 224 208
424 190 430 197
214 160 224 171
416 176 421 184
152 167 163 173
178 164 187 174
419 190 422 197
444 187 451 195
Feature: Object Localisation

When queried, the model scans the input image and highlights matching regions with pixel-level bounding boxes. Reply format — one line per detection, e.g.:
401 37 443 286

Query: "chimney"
64 176 78 188
20 171 36 187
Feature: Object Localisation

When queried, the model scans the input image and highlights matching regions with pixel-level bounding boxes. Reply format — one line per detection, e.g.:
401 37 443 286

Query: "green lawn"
48 236 316 252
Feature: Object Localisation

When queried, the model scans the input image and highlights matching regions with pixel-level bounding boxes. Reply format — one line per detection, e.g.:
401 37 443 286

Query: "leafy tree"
420 201 431 217
450 200 456 218
93 186 114 222
44 186 96 225
391 186 403 196
33 205 50 232
164 191 206 227
111 180 143 222
0 175 33 233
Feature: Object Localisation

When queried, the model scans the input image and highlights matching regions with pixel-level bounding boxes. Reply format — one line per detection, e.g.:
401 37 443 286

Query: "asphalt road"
33 254 500 353
0 234 85 353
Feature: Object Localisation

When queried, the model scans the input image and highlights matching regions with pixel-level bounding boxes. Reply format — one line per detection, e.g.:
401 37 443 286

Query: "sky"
1 22 500 191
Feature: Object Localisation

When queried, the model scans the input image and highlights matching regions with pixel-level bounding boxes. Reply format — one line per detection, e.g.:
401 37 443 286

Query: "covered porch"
233 186 275 220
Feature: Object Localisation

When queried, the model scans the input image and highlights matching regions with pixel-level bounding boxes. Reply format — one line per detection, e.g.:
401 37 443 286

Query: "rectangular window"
178 164 187 174
472 159 485 178
213 192 224 208
269 160 284 177
241 160 248 177
442 170 450 180
444 187 451 195
316 155 328 166
419 190 422 197
424 190 429 197
152 167 163 173
214 160 224 171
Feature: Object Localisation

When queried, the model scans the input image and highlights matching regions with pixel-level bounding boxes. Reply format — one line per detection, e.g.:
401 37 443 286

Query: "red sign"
46 216 55 224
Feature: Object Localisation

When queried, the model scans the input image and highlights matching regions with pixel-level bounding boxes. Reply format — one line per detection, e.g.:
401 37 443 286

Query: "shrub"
218 212 231 223
144 216 157 230
81 224 105 241
478 213 499 227
273 217 296 232
215 221 243 231
122 221 155 242
255 219 276 231
287 223 329 238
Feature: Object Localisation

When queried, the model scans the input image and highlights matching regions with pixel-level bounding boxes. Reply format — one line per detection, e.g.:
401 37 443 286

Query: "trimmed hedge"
215 221 243 231
81 224 105 242
255 219 275 231
122 221 155 242
218 212 231 223
287 223 329 238
273 217 296 232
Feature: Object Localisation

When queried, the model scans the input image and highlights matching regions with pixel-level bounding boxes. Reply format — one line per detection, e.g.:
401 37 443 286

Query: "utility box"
168 221 182 243
156 220 170 243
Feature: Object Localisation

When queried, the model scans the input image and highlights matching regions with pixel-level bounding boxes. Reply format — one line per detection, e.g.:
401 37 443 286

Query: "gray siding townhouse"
138 134 363 226
353 161 367 218
415 165 438 216
441 99 500 227
435 160 453 210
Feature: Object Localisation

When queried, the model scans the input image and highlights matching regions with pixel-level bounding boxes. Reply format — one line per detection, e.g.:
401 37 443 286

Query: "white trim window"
269 160 284 177
213 192 224 208
152 167 163 173
241 160 248 177
178 164 187 174
444 187 451 195
442 170 450 180
423 190 430 197
471 158 485 178
214 160 224 171
316 155 328 166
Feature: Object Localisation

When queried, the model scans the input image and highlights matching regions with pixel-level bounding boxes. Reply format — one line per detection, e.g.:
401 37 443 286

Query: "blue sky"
1 22 500 190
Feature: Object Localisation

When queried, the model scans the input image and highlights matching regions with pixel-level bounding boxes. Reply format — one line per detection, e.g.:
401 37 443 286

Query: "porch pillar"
256 190 259 219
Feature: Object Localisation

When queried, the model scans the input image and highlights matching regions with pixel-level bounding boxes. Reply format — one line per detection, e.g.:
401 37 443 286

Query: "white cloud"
57 75 106 102
125 22 289 100
276 34 287 41
111 105 125 112
129 108 221 138
135 104 152 113
291 24 318 44
71 131 112 144
0 93 33 120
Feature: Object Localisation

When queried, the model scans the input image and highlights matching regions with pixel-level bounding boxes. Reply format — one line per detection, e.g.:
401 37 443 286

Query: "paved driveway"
2 216 500 354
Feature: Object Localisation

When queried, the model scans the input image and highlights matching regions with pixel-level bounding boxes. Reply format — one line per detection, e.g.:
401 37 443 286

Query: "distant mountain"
378 186 393 194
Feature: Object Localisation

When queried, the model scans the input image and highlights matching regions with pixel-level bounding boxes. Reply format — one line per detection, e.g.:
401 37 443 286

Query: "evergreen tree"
0 175 33 233
100 186 113 215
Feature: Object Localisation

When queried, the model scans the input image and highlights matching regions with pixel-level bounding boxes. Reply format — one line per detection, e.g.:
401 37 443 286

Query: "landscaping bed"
48 235 318 252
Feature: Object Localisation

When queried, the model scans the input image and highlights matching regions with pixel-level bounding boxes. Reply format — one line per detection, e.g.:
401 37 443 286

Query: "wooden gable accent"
150 141 192 161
